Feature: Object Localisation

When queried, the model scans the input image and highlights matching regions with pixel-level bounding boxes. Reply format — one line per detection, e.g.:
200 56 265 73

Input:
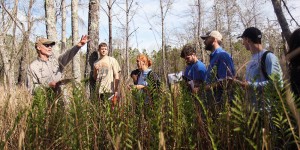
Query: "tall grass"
0 77 299 149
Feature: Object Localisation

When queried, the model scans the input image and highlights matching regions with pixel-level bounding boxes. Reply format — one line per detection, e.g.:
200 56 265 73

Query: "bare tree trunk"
213 0 220 31
61 0 67 53
196 0 205 62
125 0 130 79
72 0 81 82
108 0 113 56
18 0 34 86
18 32 30 86
45 0 59 56
271 0 291 49
10 0 19 87
0 0 20 91
0 39 11 90
225 0 236 56
160 0 170 84
85 0 100 98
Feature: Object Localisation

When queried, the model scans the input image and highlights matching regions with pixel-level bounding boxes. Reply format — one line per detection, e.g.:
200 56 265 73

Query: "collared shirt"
188 60 206 81
27 46 81 93
246 49 283 88
183 64 192 81
205 47 235 83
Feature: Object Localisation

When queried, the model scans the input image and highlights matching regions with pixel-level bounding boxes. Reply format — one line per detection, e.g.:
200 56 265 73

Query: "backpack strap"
147 70 161 88
261 51 273 80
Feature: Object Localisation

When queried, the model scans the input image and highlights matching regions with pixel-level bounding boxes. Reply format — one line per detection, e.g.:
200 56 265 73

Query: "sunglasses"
43 44 54 47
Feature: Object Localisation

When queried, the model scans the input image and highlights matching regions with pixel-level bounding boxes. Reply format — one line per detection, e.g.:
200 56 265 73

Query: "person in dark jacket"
287 28 300 98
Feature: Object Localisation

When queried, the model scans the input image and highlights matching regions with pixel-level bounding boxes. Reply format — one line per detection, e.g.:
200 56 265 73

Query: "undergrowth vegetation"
0 78 299 149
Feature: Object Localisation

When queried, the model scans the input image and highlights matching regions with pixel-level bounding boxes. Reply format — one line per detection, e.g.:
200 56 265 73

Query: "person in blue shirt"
182 63 192 82
233 27 283 88
180 43 206 94
129 54 160 103
233 27 283 106
200 31 235 103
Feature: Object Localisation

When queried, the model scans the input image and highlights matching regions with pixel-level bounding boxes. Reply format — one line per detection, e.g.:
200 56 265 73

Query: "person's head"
136 54 152 70
180 43 198 64
288 28 300 55
35 38 56 58
239 27 262 51
200 30 223 51
98 42 108 57
130 69 140 84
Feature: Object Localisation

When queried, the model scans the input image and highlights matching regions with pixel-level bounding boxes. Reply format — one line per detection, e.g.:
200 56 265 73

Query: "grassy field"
0 78 299 149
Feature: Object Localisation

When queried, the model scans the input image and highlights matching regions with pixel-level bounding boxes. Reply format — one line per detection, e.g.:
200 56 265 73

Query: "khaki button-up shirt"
27 46 80 93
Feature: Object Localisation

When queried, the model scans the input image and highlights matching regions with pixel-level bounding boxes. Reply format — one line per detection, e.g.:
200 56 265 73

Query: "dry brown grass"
0 86 32 149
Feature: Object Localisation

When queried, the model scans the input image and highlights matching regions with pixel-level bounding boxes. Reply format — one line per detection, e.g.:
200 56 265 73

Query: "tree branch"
0 1 25 33
281 0 300 27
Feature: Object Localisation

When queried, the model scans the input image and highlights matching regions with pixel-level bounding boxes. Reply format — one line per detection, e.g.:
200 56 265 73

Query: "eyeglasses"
43 44 53 47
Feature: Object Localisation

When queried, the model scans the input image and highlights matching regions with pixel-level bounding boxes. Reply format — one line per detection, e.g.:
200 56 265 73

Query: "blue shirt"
246 49 283 88
205 47 235 83
188 60 206 81
183 64 192 81
137 69 151 86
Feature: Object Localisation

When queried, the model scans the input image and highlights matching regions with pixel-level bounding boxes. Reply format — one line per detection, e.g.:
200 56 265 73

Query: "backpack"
137 70 161 89
261 51 272 80
137 70 161 100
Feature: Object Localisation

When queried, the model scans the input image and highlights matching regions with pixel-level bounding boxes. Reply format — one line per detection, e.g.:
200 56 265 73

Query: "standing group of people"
26 35 160 105
26 36 122 103
26 26 300 107
181 27 285 107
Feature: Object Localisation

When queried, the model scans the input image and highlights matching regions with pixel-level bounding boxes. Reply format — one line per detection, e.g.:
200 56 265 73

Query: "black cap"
238 27 262 43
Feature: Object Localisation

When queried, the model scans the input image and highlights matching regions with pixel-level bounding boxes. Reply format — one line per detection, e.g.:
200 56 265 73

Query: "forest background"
1 0 300 149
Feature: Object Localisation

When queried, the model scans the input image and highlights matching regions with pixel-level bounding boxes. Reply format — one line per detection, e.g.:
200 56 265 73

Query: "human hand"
77 35 89 47
231 78 248 88
128 84 136 90
192 87 199 94
49 81 57 88
205 84 212 90
112 95 118 105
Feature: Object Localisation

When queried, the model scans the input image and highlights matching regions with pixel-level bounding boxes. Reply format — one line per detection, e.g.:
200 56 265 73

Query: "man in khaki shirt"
27 35 88 93
93 42 121 101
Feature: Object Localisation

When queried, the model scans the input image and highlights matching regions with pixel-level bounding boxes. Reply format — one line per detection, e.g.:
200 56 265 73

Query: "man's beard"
205 44 214 51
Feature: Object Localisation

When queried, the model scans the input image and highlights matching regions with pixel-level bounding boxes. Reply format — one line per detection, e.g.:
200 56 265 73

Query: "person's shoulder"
28 59 41 72
217 50 233 61
218 48 231 55
265 50 279 62
93 59 101 65
29 59 40 67
195 60 206 68
109 56 118 61
109 56 120 65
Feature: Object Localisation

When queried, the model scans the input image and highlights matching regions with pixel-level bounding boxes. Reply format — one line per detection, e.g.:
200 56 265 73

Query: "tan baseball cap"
200 30 223 41
35 38 55 47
